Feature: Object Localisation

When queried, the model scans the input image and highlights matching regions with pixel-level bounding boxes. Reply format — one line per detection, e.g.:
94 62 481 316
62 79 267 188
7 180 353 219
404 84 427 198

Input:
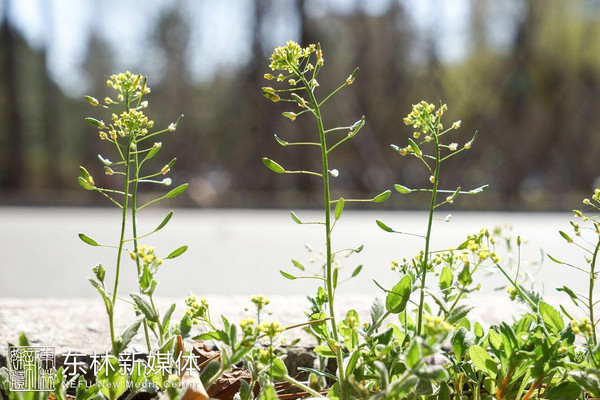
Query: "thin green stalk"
589 239 600 345
416 133 440 337
305 83 347 399
110 137 131 355
284 374 326 398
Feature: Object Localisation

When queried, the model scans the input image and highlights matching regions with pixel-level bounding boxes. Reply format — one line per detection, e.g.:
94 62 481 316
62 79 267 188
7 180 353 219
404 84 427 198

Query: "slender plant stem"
302 74 347 399
284 374 326 398
417 132 440 337
589 239 600 345
110 134 131 356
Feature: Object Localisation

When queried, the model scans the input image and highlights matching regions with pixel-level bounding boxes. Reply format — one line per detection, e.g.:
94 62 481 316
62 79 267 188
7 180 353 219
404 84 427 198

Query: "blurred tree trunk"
0 0 24 189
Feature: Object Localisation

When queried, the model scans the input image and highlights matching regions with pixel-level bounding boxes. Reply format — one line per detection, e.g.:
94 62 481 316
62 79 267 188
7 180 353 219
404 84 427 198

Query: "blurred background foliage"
0 0 599 210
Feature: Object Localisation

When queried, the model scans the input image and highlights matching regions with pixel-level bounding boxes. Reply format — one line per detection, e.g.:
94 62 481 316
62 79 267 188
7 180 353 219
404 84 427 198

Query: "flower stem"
417 132 440 337
304 78 347 399
589 239 600 346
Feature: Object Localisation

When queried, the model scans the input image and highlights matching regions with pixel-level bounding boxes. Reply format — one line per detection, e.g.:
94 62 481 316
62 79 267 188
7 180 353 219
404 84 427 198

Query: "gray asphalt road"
0 207 584 298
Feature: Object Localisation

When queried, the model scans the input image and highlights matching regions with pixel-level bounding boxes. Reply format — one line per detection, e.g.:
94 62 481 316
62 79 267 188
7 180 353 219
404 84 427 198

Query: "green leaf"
334 198 344 220
314 345 337 358
116 318 142 354
291 259 305 271
166 245 188 259
88 278 112 313
155 211 173 232
165 183 188 198
199 360 221 387
405 340 421 369
545 381 582 400
369 296 385 326
130 293 158 323
280 270 297 280
407 138 422 157
162 303 176 335
570 370 600 398
179 315 192 337
259 385 278 400
77 176 94 190
394 184 412 194
469 345 497 379
351 265 362 277
78 233 99 246
386 275 412 314
539 301 565 332
559 230 573 243
557 286 580 306
447 304 473 325
452 327 475 360
97 357 127 400
290 211 302 224
372 190 391 203
439 266 453 290
262 157 286 173
376 219 394 233
270 358 288 380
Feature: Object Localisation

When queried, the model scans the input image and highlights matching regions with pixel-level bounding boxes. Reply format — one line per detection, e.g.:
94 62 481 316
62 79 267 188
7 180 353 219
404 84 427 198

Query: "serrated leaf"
386 275 412 314
280 270 297 280
376 219 394 232
351 265 362 277
262 157 286 173
155 211 173 232
165 183 188 198
539 301 565 332
372 190 391 203
166 245 188 259
78 233 99 246
130 293 158 322
290 211 302 224
334 198 344 220
394 184 412 194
